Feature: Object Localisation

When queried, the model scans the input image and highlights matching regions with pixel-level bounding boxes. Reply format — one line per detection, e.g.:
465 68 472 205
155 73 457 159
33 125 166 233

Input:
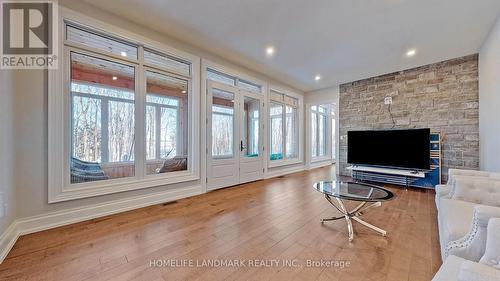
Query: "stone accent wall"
339 54 479 181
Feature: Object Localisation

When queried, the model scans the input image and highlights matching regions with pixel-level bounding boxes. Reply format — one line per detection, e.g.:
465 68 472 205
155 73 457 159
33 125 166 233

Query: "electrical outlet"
384 97 393 105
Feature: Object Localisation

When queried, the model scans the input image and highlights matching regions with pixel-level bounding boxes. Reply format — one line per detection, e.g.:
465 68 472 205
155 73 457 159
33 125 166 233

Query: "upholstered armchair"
433 218 500 281
438 176 500 261
445 205 500 261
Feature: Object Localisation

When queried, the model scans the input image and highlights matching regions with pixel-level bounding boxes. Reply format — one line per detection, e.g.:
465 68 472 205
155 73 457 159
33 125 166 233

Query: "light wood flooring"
0 166 441 281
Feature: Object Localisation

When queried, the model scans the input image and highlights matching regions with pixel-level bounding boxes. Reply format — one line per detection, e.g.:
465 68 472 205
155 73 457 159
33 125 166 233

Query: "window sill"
268 158 302 169
50 171 199 203
311 156 332 163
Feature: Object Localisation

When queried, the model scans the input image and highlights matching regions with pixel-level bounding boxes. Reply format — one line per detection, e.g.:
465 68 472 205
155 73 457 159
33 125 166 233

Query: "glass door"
239 93 263 183
207 81 239 190
206 82 264 190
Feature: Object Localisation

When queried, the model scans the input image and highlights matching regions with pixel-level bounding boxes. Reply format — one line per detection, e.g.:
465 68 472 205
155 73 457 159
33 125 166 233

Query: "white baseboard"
307 160 334 170
0 185 202 263
0 223 19 263
265 165 305 179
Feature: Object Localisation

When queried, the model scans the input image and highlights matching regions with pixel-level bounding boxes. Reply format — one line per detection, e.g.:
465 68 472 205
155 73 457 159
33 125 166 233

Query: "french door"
207 81 263 190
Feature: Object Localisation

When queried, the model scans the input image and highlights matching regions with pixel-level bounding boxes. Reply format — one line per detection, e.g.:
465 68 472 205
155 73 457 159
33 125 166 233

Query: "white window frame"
268 87 304 168
309 104 333 163
48 8 200 203
206 68 264 94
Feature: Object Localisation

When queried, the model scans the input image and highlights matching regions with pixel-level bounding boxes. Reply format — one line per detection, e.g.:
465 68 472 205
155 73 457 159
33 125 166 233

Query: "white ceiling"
81 0 500 92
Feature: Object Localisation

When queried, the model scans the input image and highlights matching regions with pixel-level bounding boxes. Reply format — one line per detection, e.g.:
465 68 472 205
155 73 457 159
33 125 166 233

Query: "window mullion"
135 45 146 178
282 104 286 160
317 113 321 156
155 105 162 160
102 98 109 163
316 112 320 157
176 106 181 157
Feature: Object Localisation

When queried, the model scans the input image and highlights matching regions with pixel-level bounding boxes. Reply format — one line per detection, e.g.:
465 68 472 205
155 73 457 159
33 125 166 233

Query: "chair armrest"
432 255 464 281
479 218 500 269
435 184 452 199
458 259 500 281
445 206 500 261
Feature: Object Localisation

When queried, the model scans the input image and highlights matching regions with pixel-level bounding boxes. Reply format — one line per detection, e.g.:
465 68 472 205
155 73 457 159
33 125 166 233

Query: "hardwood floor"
0 166 441 281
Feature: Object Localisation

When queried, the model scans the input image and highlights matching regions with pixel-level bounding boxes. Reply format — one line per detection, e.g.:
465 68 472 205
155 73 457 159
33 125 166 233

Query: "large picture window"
145 70 189 175
70 52 136 184
49 19 199 202
311 105 329 158
269 90 299 162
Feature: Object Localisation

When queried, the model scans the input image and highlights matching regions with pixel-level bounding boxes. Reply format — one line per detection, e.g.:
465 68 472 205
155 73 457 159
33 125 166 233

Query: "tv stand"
347 166 425 188
347 133 442 189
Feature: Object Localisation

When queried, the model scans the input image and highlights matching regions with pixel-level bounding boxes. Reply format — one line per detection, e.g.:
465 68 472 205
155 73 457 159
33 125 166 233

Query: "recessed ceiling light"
266 46 275 56
112 76 118 80
314 75 321 81
120 51 128 57
181 90 187 94
406 49 416 57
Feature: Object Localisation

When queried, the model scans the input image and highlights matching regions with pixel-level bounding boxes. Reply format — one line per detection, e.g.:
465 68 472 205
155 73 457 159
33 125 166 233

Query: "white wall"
0 70 16 235
7 1 304 220
305 86 339 105
479 15 500 172
305 86 340 172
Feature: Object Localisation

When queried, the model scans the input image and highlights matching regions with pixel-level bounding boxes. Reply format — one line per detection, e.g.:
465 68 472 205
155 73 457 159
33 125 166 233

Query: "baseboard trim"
0 185 202 263
307 160 334 170
0 223 19 263
265 165 306 179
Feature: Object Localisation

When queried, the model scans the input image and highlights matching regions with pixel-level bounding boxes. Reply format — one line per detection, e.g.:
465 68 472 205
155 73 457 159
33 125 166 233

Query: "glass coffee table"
313 181 395 242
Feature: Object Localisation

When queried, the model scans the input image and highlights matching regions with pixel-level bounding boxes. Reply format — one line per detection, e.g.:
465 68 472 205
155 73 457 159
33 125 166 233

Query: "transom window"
207 68 263 93
269 90 299 161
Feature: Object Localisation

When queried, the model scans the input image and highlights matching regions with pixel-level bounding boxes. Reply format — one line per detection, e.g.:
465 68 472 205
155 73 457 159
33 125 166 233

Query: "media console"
347 133 442 189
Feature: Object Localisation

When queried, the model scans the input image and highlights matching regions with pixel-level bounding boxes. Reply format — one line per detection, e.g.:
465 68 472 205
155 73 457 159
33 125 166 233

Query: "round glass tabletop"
313 181 395 202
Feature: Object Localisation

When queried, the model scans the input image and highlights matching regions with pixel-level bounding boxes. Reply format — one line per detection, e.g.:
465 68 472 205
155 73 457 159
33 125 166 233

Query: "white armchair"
445 205 500 261
436 176 500 261
433 218 500 281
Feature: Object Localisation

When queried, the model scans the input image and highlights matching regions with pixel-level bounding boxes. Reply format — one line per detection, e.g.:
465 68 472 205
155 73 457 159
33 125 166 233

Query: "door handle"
240 140 246 152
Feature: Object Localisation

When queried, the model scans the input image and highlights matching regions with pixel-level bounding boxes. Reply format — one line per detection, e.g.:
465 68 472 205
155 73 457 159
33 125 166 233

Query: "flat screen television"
347 128 430 170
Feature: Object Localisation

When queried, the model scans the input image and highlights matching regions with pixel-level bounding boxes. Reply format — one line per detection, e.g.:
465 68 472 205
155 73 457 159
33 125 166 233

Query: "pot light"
266 46 275 57
314 75 321 81
406 49 416 57
120 51 128 57
112 76 118 80
181 90 187 94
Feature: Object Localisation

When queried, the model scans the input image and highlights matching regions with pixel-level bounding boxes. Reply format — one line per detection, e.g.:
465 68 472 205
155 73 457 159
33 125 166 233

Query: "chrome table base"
320 194 387 242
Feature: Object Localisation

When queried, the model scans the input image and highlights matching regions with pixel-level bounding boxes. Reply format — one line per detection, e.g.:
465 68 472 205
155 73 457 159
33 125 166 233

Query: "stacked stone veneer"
339 54 479 181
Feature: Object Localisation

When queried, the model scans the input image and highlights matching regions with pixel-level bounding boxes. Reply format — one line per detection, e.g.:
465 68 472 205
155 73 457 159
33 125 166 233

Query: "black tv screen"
347 128 430 170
